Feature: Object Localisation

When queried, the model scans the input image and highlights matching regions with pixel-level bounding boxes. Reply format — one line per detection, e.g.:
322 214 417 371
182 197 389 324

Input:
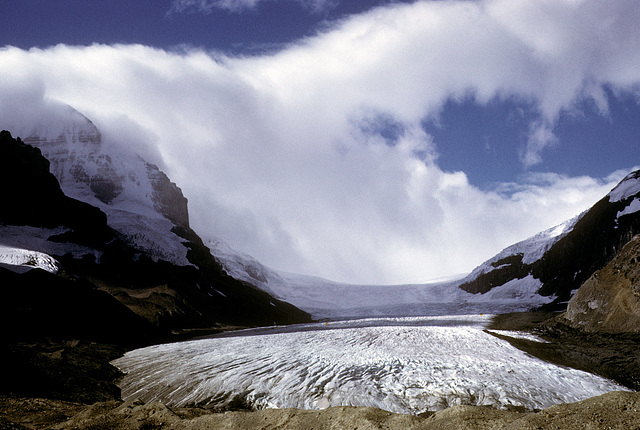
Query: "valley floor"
1 312 639 429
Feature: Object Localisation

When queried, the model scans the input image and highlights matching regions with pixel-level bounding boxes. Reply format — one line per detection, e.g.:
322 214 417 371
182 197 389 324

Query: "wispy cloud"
170 0 260 14
521 120 558 168
169 0 338 14
2 0 639 283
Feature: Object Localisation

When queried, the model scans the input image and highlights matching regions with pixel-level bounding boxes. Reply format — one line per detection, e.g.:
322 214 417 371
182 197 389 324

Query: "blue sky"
3 1 410 53
426 91 640 188
1 0 639 283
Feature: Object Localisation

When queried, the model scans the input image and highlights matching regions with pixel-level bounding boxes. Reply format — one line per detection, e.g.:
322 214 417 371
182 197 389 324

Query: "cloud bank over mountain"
1 0 639 284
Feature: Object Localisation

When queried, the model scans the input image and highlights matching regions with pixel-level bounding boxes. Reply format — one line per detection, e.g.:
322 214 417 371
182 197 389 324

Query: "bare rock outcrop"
563 234 640 333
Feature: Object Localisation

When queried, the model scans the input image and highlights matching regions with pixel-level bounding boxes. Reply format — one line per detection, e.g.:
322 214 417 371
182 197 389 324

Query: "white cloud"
1 0 640 283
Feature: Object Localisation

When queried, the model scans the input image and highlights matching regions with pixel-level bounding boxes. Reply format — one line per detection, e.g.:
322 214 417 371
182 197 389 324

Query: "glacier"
113 315 627 415
208 237 555 319
0 243 59 274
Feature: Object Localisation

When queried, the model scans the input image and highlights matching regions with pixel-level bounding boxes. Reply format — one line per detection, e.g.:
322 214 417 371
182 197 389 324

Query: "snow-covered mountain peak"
16 103 101 145
21 106 119 206
14 103 191 266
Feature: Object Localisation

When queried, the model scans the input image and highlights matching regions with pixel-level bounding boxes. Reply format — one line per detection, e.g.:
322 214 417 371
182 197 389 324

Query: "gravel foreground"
2 391 640 430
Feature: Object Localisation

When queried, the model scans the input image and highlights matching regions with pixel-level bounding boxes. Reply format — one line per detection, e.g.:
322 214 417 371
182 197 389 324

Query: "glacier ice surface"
113 315 626 415
0 244 59 274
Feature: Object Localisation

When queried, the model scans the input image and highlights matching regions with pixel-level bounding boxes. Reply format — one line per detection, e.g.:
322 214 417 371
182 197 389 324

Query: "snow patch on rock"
617 198 640 219
472 275 552 305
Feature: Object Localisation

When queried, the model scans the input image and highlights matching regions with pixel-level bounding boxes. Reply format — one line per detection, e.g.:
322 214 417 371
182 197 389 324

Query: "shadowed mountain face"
0 130 110 245
0 129 310 348
459 170 640 309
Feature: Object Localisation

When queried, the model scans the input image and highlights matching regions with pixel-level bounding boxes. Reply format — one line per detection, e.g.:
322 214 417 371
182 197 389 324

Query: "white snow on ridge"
207 238 282 296
462 215 580 285
502 216 579 265
608 171 640 202
113 316 626 415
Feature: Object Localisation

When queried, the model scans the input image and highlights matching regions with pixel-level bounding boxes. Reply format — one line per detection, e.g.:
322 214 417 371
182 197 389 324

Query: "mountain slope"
18 105 192 266
459 170 640 309
0 119 310 344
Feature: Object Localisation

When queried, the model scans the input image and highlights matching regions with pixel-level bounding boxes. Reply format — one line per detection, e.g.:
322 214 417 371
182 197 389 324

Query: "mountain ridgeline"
459 170 640 310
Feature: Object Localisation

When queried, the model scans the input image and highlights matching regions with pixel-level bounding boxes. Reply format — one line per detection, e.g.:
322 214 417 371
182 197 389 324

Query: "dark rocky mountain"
459 170 640 310
0 130 311 349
